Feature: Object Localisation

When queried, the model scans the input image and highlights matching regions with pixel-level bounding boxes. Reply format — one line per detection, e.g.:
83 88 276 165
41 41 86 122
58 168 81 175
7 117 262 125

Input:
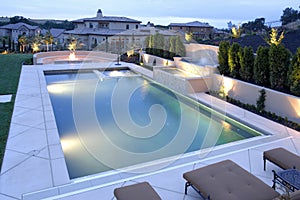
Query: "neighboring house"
0 22 41 49
64 9 142 50
169 21 214 40
96 26 179 53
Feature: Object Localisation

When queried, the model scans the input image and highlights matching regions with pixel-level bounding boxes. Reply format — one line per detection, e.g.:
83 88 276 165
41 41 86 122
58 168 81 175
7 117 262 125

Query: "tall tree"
281 7 299 25
242 18 267 34
218 41 230 75
240 46 254 82
254 46 270 86
44 31 53 51
269 44 291 91
18 35 28 53
169 36 176 57
175 35 185 57
289 47 300 96
231 24 241 38
267 28 284 46
228 42 241 78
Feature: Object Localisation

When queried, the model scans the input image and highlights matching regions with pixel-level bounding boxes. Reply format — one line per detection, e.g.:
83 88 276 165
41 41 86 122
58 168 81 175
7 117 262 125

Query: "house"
95 26 179 53
169 21 214 40
64 9 142 50
0 22 41 50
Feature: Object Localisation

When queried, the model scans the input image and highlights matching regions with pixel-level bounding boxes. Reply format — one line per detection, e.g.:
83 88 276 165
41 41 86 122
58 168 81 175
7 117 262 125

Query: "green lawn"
0 54 33 169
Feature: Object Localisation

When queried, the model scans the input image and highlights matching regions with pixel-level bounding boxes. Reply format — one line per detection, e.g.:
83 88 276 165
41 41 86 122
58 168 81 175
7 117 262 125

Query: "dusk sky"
2 0 299 28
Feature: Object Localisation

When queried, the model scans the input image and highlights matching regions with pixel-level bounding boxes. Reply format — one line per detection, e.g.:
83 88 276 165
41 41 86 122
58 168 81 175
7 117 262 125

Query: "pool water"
46 70 261 179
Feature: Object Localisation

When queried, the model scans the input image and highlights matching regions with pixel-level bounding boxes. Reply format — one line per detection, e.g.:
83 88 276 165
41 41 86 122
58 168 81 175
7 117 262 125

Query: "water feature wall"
153 68 212 95
33 51 117 65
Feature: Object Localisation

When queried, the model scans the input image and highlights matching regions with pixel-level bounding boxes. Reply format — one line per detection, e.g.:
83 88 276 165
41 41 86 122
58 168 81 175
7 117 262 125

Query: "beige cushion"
290 190 300 200
114 182 161 200
183 160 279 200
264 147 300 170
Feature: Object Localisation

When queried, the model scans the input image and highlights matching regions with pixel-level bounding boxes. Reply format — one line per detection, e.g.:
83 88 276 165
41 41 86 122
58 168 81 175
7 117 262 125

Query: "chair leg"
185 182 190 195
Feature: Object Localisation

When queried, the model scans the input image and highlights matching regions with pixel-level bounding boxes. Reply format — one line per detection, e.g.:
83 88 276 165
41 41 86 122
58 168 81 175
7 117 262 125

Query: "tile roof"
0 22 39 30
73 16 141 23
65 28 124 36
64 27 178 37
169 21 213 28
41 28 65 37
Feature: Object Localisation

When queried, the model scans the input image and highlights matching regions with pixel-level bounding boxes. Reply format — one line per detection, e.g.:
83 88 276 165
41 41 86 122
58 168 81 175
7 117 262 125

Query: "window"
136 25 138 29
126 24 129 29
89 23 93 28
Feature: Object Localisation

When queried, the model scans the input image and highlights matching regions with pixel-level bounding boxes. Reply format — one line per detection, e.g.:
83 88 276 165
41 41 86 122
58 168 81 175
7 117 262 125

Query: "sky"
1 0 299 28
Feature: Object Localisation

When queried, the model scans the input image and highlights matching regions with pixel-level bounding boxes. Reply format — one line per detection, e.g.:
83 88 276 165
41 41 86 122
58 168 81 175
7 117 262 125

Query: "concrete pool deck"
0 62 299 200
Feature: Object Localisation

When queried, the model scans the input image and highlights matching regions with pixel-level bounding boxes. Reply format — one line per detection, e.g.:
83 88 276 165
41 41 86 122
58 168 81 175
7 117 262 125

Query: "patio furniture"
272 168 300 192
114 181 161 200
263 147 300 171
183 159 279 200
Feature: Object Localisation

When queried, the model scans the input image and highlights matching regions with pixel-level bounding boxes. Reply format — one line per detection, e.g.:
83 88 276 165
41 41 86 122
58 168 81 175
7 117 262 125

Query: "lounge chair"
114 181 161 200
183 159 279 200
263 147 300 170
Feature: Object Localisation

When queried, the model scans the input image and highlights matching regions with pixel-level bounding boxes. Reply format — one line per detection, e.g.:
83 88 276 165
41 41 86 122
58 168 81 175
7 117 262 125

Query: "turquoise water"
46 71 261 179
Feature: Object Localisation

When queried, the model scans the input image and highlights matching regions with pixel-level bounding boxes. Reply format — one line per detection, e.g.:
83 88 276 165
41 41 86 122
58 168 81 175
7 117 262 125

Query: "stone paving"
0 62 299 200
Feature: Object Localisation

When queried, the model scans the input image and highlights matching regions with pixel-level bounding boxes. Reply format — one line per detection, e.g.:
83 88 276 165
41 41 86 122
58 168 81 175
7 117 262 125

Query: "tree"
30 34 42 53
268 28 284 46
289 47 300 96
217 41 230 75
280 7 299 25
242 18 267 34
175 35 185 57
44 31 53 51
256 89 266 113
228 42 241 78
18 35 28 53
185 32 193 42
240 46 254 82
254 46 270 86
169 36 176 58
269 44 291 91
154 33 165 56
231 24 241 38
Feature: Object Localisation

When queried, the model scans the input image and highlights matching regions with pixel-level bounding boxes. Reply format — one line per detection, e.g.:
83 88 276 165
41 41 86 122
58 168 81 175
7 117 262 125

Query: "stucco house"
169 21 214 40
64 9 142 50
0 22 41 49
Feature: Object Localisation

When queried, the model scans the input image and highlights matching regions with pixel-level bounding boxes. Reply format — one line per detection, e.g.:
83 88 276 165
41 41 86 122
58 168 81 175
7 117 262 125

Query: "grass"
0 53 33 169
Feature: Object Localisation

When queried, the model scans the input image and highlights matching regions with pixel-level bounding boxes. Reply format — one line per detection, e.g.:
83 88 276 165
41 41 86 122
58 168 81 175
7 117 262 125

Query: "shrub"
289 47 300 96
269 44 291 91
218 41 230 75
253 46 270 86
240 46 254 82
228 42 241 78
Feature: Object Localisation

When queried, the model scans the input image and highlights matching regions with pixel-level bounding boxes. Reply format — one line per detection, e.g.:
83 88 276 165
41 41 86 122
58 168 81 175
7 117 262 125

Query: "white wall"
212 74 300 123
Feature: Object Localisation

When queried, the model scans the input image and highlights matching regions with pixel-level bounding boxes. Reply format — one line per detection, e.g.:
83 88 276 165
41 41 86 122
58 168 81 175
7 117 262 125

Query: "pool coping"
0 61 298 200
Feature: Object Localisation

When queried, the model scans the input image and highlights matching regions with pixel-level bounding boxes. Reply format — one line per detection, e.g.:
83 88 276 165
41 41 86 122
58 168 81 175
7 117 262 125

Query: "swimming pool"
45 69 262 179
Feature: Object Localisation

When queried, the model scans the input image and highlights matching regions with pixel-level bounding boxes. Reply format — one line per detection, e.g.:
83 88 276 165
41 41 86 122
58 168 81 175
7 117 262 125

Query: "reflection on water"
46 72 261 179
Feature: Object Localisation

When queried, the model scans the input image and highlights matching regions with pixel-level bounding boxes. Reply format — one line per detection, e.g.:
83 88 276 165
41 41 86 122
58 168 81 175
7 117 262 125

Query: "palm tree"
30 34 42 53
18 35 28 53
44 31 53 51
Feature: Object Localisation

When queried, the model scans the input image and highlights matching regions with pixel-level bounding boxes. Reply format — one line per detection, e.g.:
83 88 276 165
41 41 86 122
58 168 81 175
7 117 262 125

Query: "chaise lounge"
183 159 280 200
263 147 300 170
114 181 161 200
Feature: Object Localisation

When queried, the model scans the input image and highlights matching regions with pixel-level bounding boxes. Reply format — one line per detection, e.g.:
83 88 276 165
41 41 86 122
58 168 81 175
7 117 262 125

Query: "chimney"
97 9 103 18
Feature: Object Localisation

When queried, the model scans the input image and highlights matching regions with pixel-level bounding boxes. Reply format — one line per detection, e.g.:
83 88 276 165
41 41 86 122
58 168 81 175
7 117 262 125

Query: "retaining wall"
212 74 300 124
